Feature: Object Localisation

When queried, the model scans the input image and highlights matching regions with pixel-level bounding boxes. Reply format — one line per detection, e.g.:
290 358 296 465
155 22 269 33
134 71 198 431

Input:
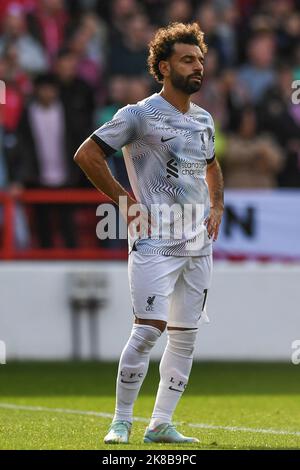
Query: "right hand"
121 195 153 238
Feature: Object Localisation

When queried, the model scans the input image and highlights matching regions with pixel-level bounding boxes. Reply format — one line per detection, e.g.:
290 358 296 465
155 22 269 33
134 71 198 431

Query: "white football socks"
113 324 161 423
149 329 197 429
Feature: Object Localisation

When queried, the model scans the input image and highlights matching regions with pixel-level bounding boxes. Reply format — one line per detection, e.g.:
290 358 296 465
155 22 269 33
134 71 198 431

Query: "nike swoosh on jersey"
161 136 176 142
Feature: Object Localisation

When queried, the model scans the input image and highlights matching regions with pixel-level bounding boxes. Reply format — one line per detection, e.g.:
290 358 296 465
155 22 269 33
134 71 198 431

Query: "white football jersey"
91 93 216 256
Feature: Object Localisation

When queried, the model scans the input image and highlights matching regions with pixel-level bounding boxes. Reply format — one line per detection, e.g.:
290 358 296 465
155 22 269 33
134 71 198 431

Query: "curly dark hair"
148 22 207 83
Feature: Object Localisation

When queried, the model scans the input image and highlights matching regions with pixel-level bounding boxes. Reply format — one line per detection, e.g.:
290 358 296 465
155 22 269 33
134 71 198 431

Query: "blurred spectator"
54 48 95 179
221 68 252 129
0 124 29 248
224 106 283 188
78 12 107 68
195 3 223 64
215 0 239 67
0 45 32 198
258 64 300 187
66 12 107 96
237 32 276 103
68 27 101 89
108 13 150 76
141 0 168 26
0 3 47 73
13 73 79 247
164 0 193 24
109 0 141 37
277 10 300 59
0 43 32 133
27 0 69 64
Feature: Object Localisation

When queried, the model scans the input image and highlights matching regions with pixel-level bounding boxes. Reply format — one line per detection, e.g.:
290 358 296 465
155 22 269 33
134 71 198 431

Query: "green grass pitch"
0 361 299 450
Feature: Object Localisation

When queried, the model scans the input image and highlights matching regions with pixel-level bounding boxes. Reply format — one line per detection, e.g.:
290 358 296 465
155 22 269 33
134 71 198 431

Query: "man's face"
55 55 78 82
36 84 58 106
163 43 204 94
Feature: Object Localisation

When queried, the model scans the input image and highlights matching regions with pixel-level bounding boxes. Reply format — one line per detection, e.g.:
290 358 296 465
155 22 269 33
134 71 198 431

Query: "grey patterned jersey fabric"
92 93 216 256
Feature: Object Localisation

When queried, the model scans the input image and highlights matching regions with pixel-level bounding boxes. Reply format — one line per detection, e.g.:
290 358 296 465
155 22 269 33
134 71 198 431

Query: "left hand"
204 205 224 242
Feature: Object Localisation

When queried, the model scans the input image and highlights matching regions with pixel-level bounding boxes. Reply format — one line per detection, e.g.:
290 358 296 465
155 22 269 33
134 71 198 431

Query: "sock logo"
168 377 187 393
146 295 156 311
120 370 144 383
166 159 179 179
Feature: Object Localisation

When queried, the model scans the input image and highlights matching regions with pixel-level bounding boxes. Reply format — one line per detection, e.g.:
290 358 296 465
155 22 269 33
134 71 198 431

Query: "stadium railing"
0 189 128 260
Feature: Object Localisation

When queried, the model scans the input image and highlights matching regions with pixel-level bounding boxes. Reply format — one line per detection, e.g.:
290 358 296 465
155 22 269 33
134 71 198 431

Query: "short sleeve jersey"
91 93 215 256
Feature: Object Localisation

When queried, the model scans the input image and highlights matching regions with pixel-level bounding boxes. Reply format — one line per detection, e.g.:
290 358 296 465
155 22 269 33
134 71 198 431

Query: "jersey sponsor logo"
166 159 179 178
161 136 176 143
181 161 204 176
146 295 156 311
167 159 205 178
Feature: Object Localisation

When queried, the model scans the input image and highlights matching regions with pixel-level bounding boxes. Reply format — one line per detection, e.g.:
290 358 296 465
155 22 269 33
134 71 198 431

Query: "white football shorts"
128 251 213 329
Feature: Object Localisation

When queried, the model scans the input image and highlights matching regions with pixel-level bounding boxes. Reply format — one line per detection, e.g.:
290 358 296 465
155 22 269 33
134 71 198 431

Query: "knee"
130 324 162 354
167 329 198 358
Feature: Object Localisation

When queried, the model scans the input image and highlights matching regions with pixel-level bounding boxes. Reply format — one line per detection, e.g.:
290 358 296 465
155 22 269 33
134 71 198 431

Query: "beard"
170 68 203 94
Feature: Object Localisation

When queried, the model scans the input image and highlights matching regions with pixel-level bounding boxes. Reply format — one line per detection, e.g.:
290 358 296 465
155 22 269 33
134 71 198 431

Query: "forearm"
74 138 132 205
206 159 224 210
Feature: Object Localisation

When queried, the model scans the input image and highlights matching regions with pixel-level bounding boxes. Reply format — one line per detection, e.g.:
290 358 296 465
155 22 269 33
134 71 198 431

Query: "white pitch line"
0 403 300 438
0 403 148 423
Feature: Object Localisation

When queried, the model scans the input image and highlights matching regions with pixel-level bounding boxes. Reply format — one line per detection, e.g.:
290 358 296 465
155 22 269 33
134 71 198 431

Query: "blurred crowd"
0 0 299 249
